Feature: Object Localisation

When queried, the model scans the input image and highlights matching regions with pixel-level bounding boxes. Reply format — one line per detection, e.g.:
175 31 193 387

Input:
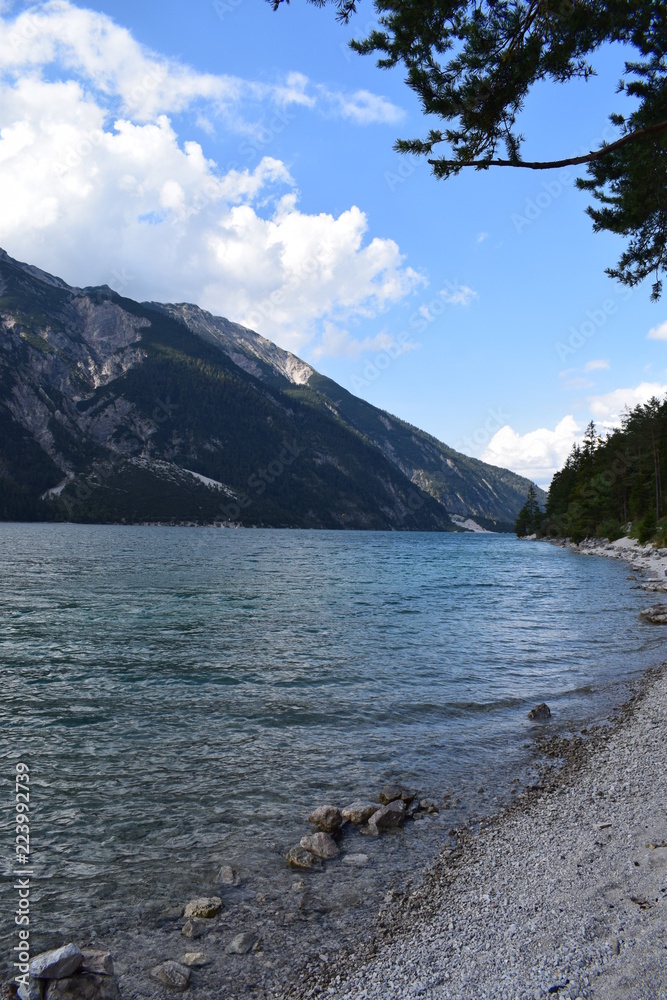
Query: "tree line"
515 396 667 544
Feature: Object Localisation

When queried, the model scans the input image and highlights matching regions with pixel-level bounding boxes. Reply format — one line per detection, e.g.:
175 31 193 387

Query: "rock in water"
44 976 121 1000
300 832 340 859
527 703 551 721
216 865 236 885
342 801 381 824
285 846 321 869
30 947 83 981
183 897 223 919
342 853 369 867
149 962 191 992
369 800 406 831
308 805 343 833
639 604 667 624
226 932 257 955
180 954 209 968
379 785 414 805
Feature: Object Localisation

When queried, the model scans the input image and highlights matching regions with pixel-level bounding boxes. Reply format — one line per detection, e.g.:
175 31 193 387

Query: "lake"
0 525 662 997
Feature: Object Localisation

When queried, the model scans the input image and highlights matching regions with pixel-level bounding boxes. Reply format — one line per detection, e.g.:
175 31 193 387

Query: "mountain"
0 248 544 530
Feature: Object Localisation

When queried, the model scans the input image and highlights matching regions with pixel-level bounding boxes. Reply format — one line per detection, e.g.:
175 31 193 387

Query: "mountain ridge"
0 248 544 529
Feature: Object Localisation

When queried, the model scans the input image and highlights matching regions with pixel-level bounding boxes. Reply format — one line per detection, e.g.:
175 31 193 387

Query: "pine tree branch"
427 119 667 172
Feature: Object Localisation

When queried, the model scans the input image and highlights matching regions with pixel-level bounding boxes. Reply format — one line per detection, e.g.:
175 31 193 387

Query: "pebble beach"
274 539 667 1000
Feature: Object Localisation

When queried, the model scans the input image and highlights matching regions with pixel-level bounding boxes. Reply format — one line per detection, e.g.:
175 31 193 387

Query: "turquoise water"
0 525 663 995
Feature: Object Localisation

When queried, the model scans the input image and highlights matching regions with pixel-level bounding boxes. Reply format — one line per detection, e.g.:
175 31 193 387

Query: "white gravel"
277 539 667 1000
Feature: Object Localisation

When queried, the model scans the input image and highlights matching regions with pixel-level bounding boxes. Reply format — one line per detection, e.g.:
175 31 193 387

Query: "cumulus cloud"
587 382 667 424
481 416 581 489
0 1 418 356
647 320 667 341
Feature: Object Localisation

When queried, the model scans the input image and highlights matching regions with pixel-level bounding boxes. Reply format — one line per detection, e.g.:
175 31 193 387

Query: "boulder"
527 703 551 721
308 805 343 833
369 800 406 831
149 962 191 992
286 846 321 870
379 784 414 805
341 802 380 824
639 604 667 624
30 947 83 981
79 954 113 977
183 897 222 919
44 976 120 1000
300 832 339 859
226 932 257 955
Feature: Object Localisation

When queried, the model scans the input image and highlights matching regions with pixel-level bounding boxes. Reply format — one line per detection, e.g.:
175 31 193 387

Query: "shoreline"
272 541 667 1000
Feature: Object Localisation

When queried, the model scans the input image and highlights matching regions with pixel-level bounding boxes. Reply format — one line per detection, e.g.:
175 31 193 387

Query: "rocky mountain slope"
0 248 544 529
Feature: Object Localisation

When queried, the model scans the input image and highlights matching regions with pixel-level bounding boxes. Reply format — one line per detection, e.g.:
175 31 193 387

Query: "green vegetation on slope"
515 398 667 544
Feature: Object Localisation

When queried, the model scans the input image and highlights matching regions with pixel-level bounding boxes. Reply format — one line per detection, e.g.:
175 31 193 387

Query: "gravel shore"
274 544 667 1000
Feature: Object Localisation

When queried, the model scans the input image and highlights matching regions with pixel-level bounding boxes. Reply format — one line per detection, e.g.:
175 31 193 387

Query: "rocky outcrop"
27 946 120 1000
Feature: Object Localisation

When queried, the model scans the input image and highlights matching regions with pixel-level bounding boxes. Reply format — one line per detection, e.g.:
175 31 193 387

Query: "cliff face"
0 248 542 528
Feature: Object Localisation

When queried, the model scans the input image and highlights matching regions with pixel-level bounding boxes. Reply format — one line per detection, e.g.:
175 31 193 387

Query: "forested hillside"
517 398 667 545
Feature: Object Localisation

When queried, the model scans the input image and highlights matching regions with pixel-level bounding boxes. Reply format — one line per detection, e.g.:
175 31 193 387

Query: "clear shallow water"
0 525 664 996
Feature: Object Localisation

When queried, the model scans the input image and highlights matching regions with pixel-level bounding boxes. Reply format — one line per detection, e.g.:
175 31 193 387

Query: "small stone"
308 805 343 833
180 953 209 968
181 918 208 939
342 853 369 867
149 961 191 992
379 784 414 805
369 800 406 831
183 897 223 919
216 865 237 885
342 802 381 824
226 933 257 955
30 946 83 981
300 832 339 859
80 952 113 977
286 846 322 869
527 702 551 721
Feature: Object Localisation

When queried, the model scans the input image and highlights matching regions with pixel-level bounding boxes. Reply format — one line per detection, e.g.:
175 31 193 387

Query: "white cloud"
439 282 477 307
476 231 489 243
587 382 667 424
0 1 420 356
481 416 581 489
320 87 404 125
647 320 667 341
584 359 609 371
311 324 417 359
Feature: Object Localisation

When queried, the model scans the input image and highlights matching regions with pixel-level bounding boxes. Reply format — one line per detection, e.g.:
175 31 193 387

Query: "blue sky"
0 0 665 488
